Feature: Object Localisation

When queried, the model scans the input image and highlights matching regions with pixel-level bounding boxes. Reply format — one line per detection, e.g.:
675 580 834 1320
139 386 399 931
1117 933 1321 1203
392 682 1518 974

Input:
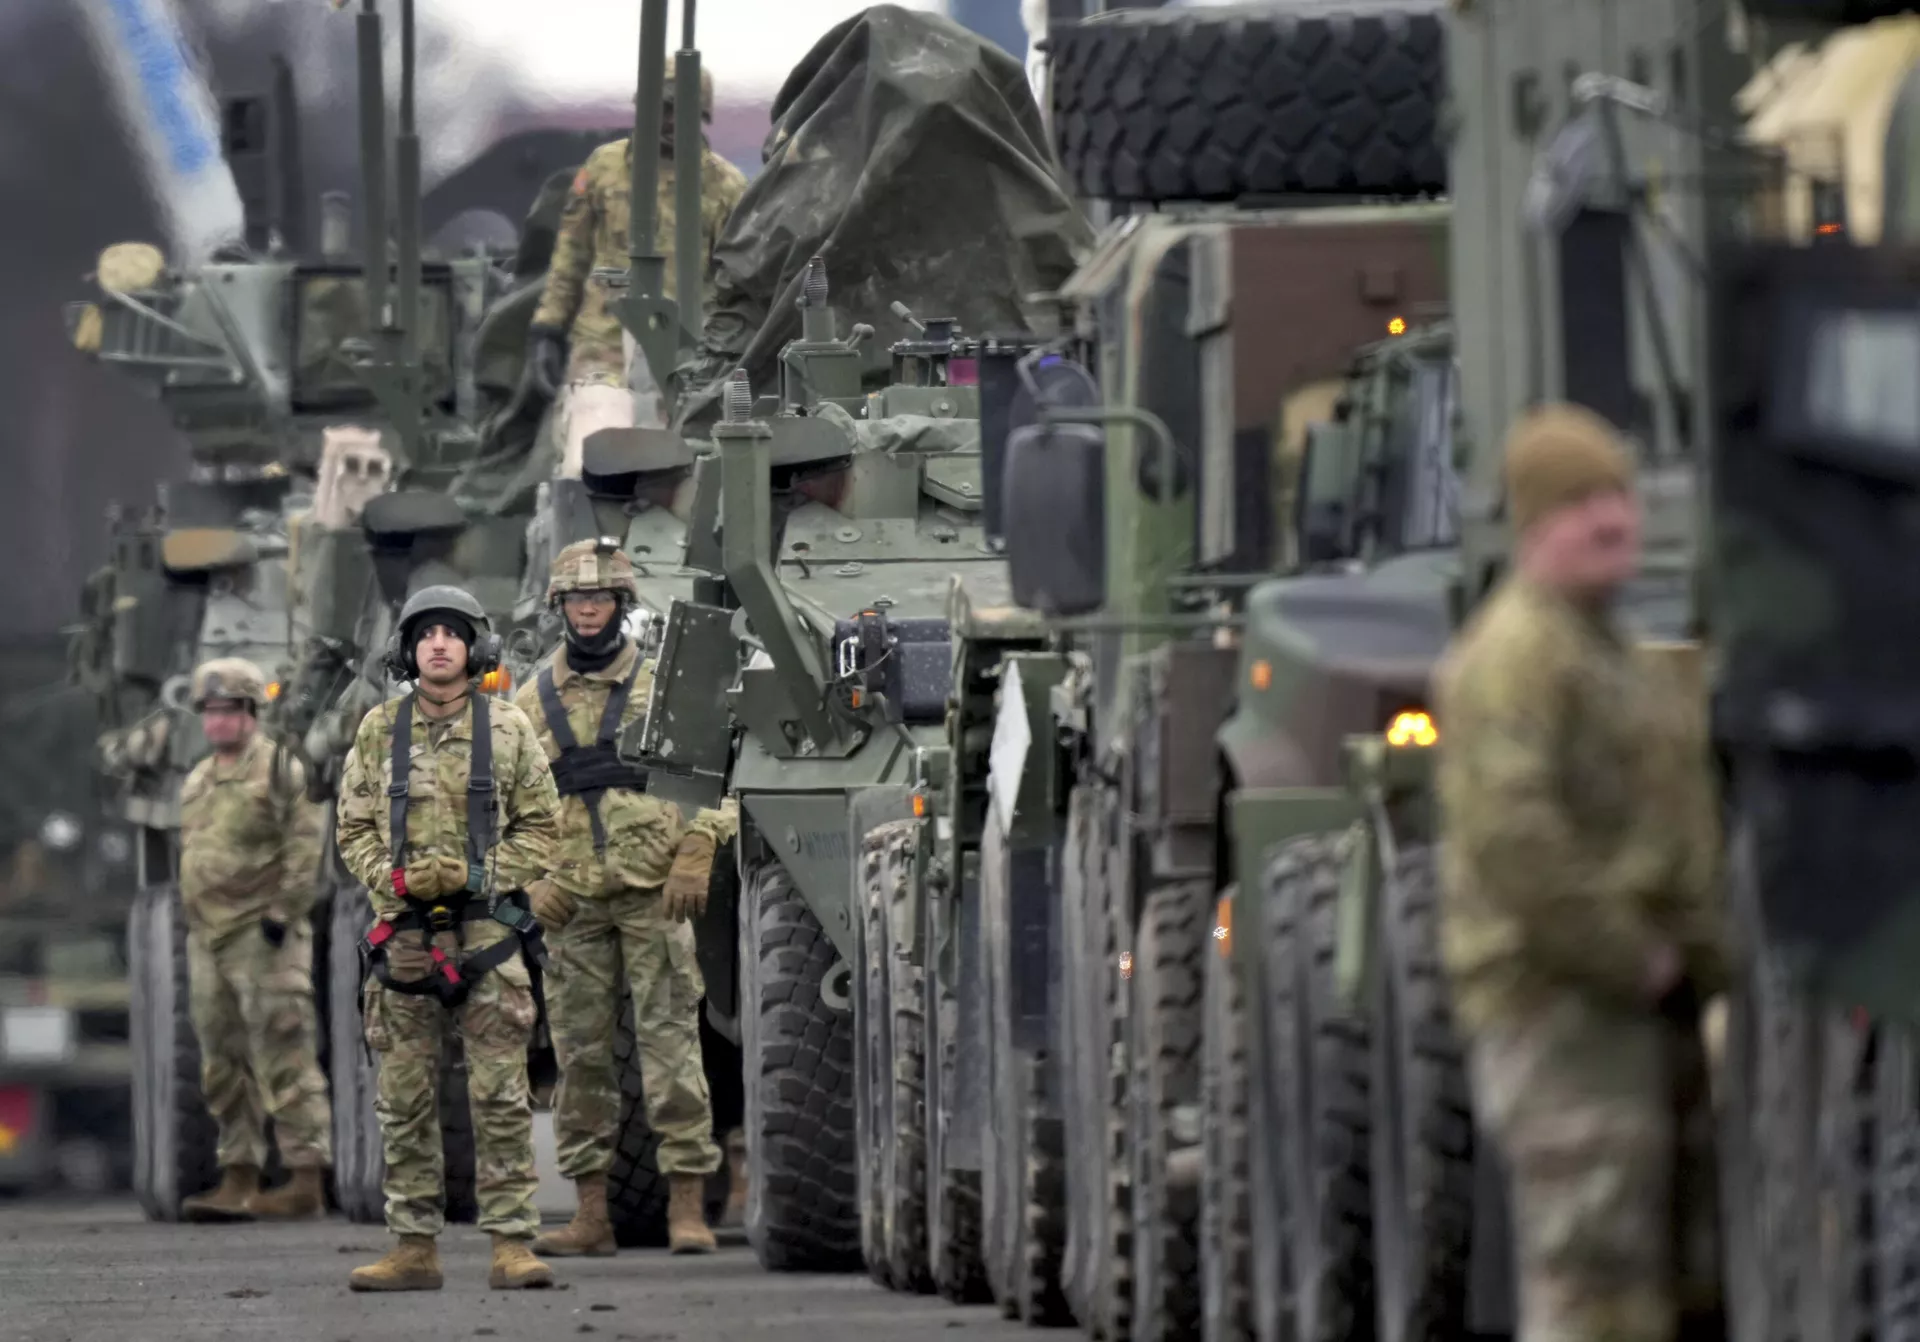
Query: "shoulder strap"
594 656 643 748
466 693 496 873
535 665 579 752
387 694 414 881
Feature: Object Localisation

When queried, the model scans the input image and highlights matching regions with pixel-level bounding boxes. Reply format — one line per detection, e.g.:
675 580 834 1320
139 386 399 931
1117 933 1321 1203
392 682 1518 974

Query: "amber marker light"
912 793 928 818
480 669 513 694
1249 659 1272 691
1386 710 1438 748
1213 895 1232 960
264 681 282 701
1387 316 1408 336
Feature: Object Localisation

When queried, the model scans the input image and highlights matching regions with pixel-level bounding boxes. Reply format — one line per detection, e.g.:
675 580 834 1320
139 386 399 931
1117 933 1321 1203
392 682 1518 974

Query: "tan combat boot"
530 1173 616 1257
244 1167 326 1220
723 1129 747 1228
348 1234 443 1292
180 1165 259 1223
668 1173 716 1254
489 1234 556 1289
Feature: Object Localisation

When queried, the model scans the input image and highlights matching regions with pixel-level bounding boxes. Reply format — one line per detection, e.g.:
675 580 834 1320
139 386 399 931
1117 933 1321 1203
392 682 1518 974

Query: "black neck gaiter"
565 619 628 674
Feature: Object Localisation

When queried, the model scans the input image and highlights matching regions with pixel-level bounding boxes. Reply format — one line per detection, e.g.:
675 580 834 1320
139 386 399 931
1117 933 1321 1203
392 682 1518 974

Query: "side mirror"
1295 420 1357 565
1005 419 1107 617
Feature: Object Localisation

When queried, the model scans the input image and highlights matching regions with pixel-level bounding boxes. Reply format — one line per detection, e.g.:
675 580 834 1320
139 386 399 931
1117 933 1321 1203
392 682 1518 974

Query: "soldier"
175 657 333 1222
513 539 735 1257
1434 404 1727 1341
335 586 563 1292
526 67 750 473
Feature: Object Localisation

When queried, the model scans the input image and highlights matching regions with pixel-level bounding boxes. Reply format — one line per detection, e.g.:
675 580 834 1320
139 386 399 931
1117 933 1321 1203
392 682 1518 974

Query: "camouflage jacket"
336 693 561 945
1433 576 1727 1029
178 733 324 943
530 138 750 383
512 640 737 898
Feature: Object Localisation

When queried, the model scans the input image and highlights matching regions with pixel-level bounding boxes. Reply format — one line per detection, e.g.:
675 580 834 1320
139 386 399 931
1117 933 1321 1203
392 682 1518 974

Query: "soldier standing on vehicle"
526 68 750 474
176 657 333 1223
336 587 563 1292
1434 403 1728 1340
515 539 735 1258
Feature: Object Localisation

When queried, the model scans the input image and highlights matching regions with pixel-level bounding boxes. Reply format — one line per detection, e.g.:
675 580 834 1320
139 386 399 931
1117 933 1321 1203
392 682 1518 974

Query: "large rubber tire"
925 842 991 1304
1812 1013 1877 1342
1049 4 1446 205
1060 783 1107 1329
1878 1027 1920 1342
129 882 218 1221
857 821 933 1293
1201 887 1253 1342
1099 787 1140 1342
741 859 861 1271
1261 834 1373 1342
1130 882 1208 1342
979 815 1072 1325
325 883 478 1226
607 987 671 1248
1367 846 1472 1342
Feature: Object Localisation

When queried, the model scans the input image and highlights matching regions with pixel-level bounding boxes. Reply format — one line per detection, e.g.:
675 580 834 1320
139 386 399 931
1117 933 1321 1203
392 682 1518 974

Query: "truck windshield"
1398 356 1460 550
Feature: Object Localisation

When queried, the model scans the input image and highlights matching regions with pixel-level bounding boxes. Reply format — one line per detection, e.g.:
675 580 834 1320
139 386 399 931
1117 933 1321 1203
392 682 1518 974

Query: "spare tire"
1049 3 1446 204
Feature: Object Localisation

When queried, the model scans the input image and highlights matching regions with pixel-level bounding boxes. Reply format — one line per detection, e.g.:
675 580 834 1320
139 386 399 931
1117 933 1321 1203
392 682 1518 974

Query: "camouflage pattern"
510 641 736 899
529 139 749 384
189 656 267 709
361 951 541 1238
545 538 641 605
1433 573 1728 1341
187 921 333 1170
1433 576 1727 1027
548 887 720 1178
178 734 325 939
512 638 733 1180
336 694 561 1238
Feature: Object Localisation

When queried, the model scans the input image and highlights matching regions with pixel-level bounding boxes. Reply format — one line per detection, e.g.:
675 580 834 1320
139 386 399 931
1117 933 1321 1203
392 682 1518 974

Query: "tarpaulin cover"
672 3 1092 426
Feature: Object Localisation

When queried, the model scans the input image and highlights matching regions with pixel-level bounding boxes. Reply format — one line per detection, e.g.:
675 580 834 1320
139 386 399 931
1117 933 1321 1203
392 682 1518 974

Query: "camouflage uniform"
178 731 332 1176
1434 405 1727 1342
335 694 562 1242
530 83 749 471
516 538 735 1255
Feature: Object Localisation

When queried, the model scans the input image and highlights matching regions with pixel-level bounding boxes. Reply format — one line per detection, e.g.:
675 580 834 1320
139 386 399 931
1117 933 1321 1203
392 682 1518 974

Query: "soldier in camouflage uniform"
335 586 563 1292
176 657 333 1223
1434 404 1728 1342
526 68 750 473
515 539 735 1257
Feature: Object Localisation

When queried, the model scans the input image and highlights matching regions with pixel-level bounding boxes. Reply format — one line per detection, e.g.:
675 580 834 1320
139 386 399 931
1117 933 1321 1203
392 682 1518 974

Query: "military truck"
987 4 1907 1342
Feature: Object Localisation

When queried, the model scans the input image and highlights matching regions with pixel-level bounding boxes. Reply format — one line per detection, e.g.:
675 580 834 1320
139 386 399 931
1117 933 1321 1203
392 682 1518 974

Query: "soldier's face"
200 701 255 750
1526 489 1642 596
415 623 471 686
563 589 618 639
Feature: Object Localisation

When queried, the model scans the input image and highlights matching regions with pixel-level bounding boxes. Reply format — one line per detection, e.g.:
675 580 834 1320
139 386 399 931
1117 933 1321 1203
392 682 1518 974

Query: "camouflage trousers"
363 933 539 1238
555 329 665 478
186 925 332 1170
1469 993 1720 1342
549 885 720 1179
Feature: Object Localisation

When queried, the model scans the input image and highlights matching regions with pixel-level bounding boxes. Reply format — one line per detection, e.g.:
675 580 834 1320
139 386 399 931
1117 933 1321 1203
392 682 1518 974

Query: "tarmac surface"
0 1198 1030 1342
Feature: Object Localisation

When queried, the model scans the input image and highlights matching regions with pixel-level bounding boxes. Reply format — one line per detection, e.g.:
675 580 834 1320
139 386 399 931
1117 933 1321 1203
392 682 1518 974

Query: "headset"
381 599 504 684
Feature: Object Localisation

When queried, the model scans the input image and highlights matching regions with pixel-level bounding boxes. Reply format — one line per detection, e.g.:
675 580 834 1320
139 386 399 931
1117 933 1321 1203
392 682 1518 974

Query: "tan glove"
662 832 717 922
529 878 578 933
381 929 434 982
398 854 472 901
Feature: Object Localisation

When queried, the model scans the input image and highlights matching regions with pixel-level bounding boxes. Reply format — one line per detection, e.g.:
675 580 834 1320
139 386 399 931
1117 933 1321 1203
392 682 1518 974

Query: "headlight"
2 1007 76 1065
1386 710 1438 748
39 812 82 853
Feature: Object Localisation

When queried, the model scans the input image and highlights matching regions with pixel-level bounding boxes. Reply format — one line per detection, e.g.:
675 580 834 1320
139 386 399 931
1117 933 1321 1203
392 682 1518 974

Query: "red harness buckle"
391 868 409 898
366 920 395 948
429 945 461 985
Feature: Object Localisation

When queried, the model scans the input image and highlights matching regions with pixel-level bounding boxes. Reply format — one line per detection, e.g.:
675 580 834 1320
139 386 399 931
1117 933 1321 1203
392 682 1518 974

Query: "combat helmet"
642 66 715 121
190 657 268 711
547 537 641 608
385 584 502 681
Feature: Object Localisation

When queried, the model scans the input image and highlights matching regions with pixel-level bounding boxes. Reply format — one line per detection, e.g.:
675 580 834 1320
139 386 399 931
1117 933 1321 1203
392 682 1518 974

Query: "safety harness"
360 691 548 1009
533 658 649 855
